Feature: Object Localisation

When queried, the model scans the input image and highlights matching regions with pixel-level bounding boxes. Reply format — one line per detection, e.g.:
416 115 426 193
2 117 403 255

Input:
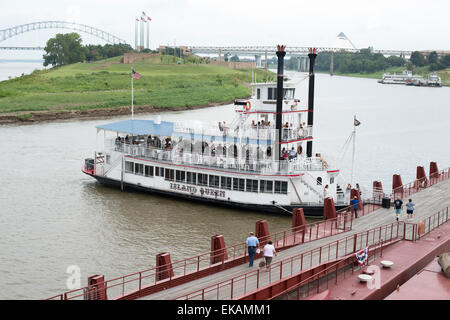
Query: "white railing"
108 141 329 174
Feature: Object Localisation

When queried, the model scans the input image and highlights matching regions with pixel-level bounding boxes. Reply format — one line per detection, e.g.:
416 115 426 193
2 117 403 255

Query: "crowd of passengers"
115 135 173 150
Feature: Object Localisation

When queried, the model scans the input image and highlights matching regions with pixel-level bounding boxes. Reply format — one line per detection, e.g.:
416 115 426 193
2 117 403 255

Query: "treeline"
279 48 450 74
43 33 134 67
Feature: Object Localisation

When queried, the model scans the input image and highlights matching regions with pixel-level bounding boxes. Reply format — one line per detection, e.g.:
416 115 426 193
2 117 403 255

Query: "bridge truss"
0 21 129 47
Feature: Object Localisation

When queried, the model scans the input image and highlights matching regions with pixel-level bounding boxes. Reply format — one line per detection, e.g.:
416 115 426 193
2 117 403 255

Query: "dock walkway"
142 178 450 300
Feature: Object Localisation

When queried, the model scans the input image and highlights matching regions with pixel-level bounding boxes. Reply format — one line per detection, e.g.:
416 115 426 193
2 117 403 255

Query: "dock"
48 166 450 300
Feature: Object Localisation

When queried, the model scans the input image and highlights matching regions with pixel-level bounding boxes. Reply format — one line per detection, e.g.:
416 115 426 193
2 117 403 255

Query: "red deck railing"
47 167 450 300
47 212 352 300
175 205 449 300
175 220 410 300
391 167 450 200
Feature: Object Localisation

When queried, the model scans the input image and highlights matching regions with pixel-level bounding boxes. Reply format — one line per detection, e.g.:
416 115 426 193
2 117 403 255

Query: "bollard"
350 189 363 211
430 162 439 183
256 220 270 245
392 174 403 199
155 252 174 281
87 275 107 300
416 166 427 188
323 198 337 220
210 235 228 265
292 208 307 243
372 181 383 201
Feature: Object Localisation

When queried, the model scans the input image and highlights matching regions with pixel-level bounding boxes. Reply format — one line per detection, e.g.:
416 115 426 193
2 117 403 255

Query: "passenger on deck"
218 122 223 132
297 145 302 156
125 135 130 144
289 147 297 160
251 120 257 129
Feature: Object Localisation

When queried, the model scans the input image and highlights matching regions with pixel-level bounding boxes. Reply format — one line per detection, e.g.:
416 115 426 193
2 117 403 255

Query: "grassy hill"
0 55 274 122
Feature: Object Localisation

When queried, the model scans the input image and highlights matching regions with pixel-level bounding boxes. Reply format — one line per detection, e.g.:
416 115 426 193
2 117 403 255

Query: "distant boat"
379 70 441 87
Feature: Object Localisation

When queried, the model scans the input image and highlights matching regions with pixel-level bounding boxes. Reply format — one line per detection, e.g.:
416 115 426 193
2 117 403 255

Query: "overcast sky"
1 0 449 58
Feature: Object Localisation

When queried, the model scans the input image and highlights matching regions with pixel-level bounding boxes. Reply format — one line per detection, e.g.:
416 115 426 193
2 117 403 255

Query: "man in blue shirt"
350 196 360 218
246 232 260 267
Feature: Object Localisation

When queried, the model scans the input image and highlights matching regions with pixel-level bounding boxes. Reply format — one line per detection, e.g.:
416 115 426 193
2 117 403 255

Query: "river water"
0 69 449 299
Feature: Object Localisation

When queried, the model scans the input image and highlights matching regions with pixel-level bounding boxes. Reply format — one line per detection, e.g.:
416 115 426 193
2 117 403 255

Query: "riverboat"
379 70 441 87
82 47 350 216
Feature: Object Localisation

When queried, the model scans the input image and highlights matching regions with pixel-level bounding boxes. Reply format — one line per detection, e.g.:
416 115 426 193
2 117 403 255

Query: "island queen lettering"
170 183 226 198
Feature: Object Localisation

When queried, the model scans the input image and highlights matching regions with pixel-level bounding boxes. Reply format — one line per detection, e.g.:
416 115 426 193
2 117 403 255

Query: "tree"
43 33 86 67
427 51 438 64
410 51 426 67
230 55 240 62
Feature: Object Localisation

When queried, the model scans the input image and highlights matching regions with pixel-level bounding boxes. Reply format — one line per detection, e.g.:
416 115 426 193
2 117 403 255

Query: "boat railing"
107 140 328 174
172 124 312 143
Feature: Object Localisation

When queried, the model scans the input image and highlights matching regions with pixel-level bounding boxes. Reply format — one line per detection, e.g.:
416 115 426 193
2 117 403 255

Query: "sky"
1 0 449 59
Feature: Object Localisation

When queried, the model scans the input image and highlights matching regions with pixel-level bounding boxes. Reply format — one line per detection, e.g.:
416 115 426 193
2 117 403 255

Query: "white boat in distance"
82 47 349 216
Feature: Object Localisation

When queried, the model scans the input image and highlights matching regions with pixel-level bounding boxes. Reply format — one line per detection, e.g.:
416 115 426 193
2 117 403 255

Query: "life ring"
244 101 251 112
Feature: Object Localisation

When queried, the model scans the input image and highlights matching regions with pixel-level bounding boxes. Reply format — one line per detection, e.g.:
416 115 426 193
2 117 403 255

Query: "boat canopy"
96 119 174 136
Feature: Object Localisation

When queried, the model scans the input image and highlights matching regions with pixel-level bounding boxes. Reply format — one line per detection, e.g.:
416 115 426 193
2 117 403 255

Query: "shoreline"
0 99 240 125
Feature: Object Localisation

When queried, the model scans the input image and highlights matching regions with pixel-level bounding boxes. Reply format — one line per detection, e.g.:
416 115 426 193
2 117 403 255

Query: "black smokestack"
276 45 286 163
306 48 317 158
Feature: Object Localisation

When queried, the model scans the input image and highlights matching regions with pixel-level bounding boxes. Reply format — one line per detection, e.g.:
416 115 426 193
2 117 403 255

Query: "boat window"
330 177 334 184
267 88 277 100
106 154 110 164
165 169 174 181
155 167 164 177
187 172 197 185
134 163 144 176
198 173 208 186
176 170 185 182
209 175 220 188
281 181 288 194
221 176 232 190
233 178 245 191
125 161 134 173
283 88 295 99
317 177 322 185
257 88 261 99
145 165 154 177
274 181 281 193
260 180 273 193
246 179 258 193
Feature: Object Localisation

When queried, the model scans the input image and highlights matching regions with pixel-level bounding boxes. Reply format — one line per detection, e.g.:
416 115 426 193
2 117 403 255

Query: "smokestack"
275 45 286 165
306 48 317 158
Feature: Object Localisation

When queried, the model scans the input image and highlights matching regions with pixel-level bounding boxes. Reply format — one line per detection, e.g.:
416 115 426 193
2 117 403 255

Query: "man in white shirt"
263 241 277 270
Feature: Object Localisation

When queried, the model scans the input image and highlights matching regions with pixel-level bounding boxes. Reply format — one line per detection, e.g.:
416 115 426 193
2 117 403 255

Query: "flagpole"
351 115 356 185
131 67 134 120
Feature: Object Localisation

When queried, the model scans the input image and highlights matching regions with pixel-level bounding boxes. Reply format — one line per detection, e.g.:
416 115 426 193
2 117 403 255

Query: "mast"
306 48 317 158
131 68 134 120
275 45 286 169
351 115 357 185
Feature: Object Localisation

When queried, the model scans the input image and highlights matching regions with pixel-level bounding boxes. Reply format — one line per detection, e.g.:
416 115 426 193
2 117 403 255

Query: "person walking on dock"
350 196 360 218
406 199 415 220
246 232 259 267
263 240 277 270
394 198 403 221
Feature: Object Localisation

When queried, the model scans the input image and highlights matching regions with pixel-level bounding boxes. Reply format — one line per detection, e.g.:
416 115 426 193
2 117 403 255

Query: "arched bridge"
0 21 129 48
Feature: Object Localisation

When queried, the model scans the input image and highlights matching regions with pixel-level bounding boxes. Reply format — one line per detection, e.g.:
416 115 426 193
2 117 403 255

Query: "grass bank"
0 55 274 123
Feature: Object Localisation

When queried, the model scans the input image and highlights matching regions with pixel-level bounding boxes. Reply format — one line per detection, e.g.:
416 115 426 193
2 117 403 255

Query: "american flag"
132 69 142 79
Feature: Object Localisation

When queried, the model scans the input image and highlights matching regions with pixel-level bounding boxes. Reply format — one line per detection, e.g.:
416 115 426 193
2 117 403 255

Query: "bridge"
188 45 413 71
0 21 129 50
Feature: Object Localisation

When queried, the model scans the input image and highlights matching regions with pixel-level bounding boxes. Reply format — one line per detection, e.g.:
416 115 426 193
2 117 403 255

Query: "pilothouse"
82 46 349 216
